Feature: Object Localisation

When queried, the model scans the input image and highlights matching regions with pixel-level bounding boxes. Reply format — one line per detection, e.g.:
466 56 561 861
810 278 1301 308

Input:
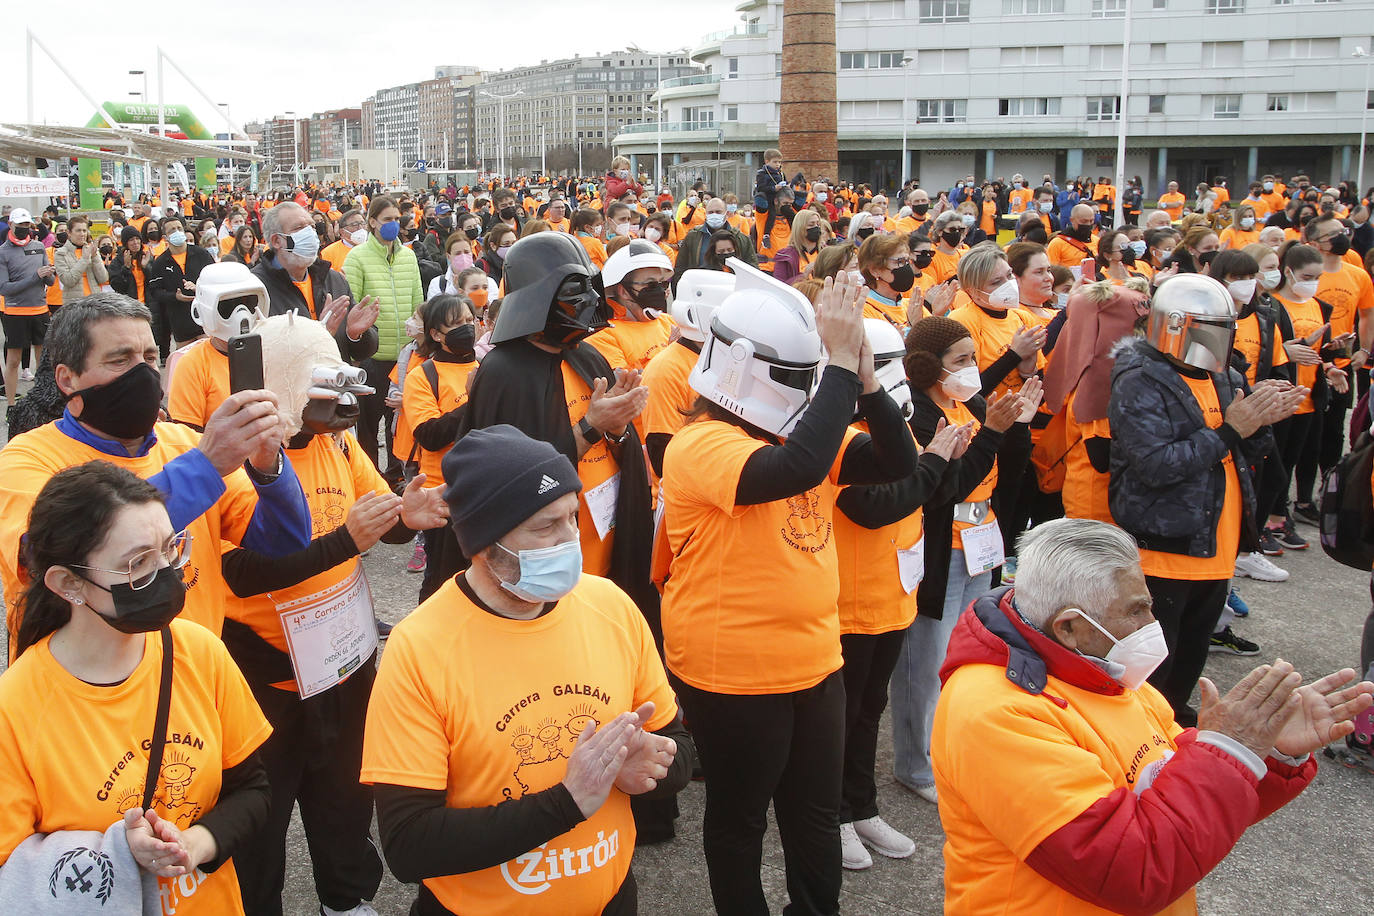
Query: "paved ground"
292 520 1372 916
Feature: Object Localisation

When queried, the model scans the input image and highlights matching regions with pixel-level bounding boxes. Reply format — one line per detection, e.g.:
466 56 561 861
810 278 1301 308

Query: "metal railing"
660 74 723 89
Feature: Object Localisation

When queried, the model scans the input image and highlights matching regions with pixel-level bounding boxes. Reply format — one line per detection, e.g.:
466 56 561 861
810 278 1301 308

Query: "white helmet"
689 258 822 436
191 262 269 344
601 237 673 288
865 318 913 420
672 269 735 343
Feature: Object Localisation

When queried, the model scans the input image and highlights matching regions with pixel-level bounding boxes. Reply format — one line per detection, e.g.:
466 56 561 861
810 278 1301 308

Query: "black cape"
442 337 659 624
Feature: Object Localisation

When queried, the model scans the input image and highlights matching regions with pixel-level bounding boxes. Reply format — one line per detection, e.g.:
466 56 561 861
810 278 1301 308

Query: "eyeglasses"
886 257 912 269
70 532 193 591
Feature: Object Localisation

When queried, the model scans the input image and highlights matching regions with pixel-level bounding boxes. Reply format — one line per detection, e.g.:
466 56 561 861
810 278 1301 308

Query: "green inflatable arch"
78 102 218 210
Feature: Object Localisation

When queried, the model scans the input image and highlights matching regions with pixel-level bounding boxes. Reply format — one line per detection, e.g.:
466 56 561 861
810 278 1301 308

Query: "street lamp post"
629 44 681 191
218 102 232 192
1112 0 1134 229
1356 47 1371 198
480 88 524 181
899 57 913 189
540 124 546 179
129 70 148 103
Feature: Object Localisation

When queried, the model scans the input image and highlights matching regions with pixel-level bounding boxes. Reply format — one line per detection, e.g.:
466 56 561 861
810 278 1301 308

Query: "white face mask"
1129 240 1147 259
1258 269 1281 290
1227 278 1257 304
1038 201 1053 213
961 214 976 228
987 277 1020 309
1290 275 1320 301
1239 217 1255 230
940 365 982 402
1055 291 1070 309
349 228 368 246
644 226 662 242
815 192 828 203
1062 610 1168 690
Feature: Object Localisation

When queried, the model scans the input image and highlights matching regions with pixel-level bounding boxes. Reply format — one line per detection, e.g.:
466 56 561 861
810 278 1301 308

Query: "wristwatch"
577 416 601 445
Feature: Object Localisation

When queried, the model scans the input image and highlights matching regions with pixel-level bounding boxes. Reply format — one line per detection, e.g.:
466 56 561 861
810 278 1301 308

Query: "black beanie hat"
442 424 583 557
120 226 142 247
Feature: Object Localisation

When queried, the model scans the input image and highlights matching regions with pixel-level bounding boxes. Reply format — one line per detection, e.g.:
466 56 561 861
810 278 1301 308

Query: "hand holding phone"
1080 257 1096 279
228 333 264 394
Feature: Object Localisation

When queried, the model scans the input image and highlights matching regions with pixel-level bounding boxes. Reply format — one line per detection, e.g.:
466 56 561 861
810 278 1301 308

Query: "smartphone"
1080 257 1096 278
227 333 264 394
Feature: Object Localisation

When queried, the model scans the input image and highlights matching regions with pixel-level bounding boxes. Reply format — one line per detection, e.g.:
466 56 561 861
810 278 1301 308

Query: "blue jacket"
1107 337 1270 559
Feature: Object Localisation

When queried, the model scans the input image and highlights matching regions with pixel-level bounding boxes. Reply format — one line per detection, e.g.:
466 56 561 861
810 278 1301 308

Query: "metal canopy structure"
0 123 260 164
0 129 138 168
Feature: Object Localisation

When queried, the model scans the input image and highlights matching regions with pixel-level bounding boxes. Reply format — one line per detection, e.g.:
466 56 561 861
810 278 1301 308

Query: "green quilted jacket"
342 235 424 362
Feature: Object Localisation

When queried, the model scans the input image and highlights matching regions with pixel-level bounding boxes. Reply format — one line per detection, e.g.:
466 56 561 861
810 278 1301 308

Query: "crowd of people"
0 147 1370 916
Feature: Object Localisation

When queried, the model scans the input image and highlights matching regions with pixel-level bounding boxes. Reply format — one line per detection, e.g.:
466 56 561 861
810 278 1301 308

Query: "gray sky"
5 0 741 129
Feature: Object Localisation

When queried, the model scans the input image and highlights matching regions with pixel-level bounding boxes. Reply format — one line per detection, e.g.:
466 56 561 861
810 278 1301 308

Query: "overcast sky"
4 0 742 130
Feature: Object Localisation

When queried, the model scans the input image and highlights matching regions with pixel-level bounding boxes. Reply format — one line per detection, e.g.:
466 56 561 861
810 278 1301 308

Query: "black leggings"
839 630 905 823
356 357 397 476
673 671 845 916
993 424 1033 557
1255 440 1289 523
1319 389 1352 475
1006 458 1064 546
1145 576 1230 727
1270 411 1320 516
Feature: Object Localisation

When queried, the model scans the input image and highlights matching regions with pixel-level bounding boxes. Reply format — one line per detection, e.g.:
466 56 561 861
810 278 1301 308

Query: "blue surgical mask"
705 213 727 229
286 225 320 260
377 220 400 242
494 538 583 602
1129 240 1147 258
167 230 187 248
726 204 738 214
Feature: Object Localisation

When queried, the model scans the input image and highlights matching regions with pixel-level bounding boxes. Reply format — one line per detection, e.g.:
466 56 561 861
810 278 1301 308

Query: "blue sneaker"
1226 587 1250 619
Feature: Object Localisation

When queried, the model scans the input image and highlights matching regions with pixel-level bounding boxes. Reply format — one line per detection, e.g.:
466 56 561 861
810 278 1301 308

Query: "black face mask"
84 565 187 634
1070 224 1093 242
912 203 930 215
778 205 796 219
629 280 670 313
888 264 916 294
69 362 163 440
147 229 162 241
941 228 964 247
499 206 518 221
1196 250 1218 267
56 232 68 246
855 227 875 241
912 250 935 269
10 225 31 241
464 225 481 240
444 323 477 361
1327 234 1352 257
805 226 823 244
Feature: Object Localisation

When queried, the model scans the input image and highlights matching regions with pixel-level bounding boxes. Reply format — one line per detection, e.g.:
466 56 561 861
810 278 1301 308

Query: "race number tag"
277 566 378 699
897 537 926 594
584 472 621 540
961 519 1005 577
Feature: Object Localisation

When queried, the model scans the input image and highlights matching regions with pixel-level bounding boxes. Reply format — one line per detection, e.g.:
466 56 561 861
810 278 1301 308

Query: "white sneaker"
321 905 380 916
909 783 939 805
840 822 873 870
19 369 33 382
854 815 916 859
1233 551 1289 583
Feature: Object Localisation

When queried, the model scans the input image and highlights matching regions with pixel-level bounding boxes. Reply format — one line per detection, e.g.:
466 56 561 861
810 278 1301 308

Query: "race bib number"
584 472 620 540
897 537 925 594
961 519 1005 577
277 566 378 698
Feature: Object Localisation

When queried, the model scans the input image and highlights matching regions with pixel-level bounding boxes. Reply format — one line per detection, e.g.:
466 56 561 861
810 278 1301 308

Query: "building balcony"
612 120 771 148
692 23 767 61
655 74 724 103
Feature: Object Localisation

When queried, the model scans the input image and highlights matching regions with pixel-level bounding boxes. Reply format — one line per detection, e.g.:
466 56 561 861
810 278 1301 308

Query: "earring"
67 594 84 605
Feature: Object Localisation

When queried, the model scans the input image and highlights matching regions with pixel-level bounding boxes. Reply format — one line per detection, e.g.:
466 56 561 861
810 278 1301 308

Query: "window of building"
1205 0 1243 12
1091 0 1126 17
1148 94 1165 113
919 0 970 22
917 49 970 73
1369 89 1374 110
727 58 739 78
998 97 1062 115
916 98 967 122
1202 41 1243 67
1211 94 1241 118
1152 0 1166 7
776 54 783 77
1269 38 1339 58
726 105 739 121
1267 93 1288 111
841 50 905 69
1088 44 1123 69
840 100 904 118
1149 42 1166 63
1086 96 1121 121
1002 0 1064 12
999 46 1065 66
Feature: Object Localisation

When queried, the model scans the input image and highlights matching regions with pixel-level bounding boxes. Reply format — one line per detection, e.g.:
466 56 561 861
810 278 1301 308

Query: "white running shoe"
321 905 380 916
854 815 916 859
840 822 873 870
1233 551 1289 583
909 783 939 805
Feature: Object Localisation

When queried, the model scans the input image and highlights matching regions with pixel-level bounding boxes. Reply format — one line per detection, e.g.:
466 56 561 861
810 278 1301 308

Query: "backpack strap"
143 627 174 812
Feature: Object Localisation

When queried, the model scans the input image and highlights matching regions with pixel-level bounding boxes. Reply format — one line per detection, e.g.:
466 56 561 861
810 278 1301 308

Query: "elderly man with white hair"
932 516 1373 916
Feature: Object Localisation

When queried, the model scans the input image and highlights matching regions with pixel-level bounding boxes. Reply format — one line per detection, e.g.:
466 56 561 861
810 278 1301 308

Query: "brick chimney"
779 0 838 181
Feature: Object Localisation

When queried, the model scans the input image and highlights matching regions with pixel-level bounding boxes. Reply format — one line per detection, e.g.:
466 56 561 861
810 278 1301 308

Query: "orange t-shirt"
171 249 187 274
44 248 63 308
1218 226 1260 250
948 303 1045 402
836 420 923 635
1317 262 1374 348
586 313 674 374
224 432 388 690
320 240 353 274
1137 373 1240 580
1259 191 1286 214
360 573 675 915
933 655 1193 916
1008 188 1033 214
864 292 913 331
929 247 965 285
1047 235 1094 268
562 363 618 578
895 214 929 236
168 338 230 429
576 234 608 270
291 275 315 318
1232 310 1288 386
980 200 998 236
402 357 479 483
661 419 857 694
0 422 263 654
1158 192 1186 220
0 619 271 916
753 212 792 271
1273 292 1323 413
939 401 997 550
1061 390 1115 525
640 341 699 444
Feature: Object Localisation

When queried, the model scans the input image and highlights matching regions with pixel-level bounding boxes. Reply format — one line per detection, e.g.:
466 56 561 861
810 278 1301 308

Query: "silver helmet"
1145 274 1236 373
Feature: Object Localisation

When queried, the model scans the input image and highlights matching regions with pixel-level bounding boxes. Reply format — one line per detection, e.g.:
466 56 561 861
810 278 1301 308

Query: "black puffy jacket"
1107 337 1272 559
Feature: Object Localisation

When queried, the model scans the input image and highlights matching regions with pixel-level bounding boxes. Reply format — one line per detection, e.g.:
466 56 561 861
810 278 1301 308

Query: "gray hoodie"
0 819 159 913
0 236 55 313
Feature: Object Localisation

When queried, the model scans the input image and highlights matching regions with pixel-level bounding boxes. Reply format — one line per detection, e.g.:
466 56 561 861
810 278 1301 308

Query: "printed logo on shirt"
781 489 832 554
97 736 207 828
1125 732 1171 790
48 847 114 902
492 684 615 800
500 831 622 896
537 474 560 495
312 486 349 538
